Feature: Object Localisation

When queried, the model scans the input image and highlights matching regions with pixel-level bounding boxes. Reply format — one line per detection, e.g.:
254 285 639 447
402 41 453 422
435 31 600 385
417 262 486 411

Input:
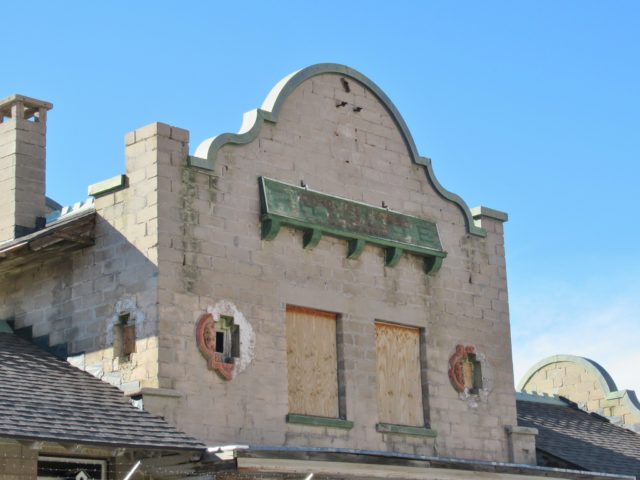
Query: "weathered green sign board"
259 177 446 274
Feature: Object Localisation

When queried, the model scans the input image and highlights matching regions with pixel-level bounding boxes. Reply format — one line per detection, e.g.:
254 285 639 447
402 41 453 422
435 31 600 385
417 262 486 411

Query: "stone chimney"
0 95 53 243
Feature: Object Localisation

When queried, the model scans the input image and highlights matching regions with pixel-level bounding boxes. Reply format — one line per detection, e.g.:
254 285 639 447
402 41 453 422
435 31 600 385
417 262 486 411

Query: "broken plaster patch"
459 351 494 408
207 300 255 375
94 296 145 391
105 296 146 346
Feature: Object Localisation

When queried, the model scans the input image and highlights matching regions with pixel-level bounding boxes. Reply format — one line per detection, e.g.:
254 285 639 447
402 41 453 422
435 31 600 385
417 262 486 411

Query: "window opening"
113 313 135 360
215 331 225 354
375 322 425 426
463 352 483 394
37 456 106 480
215 315 239 363
286 305 339 418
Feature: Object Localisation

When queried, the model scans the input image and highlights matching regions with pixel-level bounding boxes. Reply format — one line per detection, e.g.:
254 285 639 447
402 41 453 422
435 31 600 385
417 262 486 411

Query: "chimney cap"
0 94 53 112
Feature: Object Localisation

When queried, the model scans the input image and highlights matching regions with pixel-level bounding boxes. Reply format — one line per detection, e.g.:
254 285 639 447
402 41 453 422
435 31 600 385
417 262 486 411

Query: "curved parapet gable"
518 354 640 432
518 355 619 394
190 63 486 237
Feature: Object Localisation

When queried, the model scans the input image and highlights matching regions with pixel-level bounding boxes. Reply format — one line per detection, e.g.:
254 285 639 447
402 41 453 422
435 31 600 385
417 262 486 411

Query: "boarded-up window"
375 322 424 426
286 306 339 418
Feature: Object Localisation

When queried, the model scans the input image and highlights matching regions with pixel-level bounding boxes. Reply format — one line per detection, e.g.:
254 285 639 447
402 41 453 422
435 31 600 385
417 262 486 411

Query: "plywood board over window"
375 322 425 426
286 306 339 418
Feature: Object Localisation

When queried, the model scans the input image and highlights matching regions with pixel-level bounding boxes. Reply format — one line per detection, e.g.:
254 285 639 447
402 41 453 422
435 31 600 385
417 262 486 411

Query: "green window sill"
376 422 437 437
286 414 354 430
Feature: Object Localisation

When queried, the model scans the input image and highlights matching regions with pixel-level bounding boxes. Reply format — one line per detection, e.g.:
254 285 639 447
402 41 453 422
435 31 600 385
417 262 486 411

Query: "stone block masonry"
0 64 519 465
0 122 188 395
0 95 52 243
147 68 516 462
0 442 37 480
519 355 640 432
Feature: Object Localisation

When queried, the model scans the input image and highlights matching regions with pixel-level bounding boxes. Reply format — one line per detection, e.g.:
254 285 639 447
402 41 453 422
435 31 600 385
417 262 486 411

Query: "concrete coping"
471 206 509 222
505 425 539 436
0 94 53 111
88 174 128 198
134 387 183 399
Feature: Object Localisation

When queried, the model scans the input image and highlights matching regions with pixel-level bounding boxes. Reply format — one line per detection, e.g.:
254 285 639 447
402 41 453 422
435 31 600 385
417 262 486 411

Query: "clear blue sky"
5 1 640 391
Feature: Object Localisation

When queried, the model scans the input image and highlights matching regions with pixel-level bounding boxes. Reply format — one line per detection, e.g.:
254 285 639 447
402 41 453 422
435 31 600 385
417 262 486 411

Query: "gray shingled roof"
517 396 640 478
0 332 205 451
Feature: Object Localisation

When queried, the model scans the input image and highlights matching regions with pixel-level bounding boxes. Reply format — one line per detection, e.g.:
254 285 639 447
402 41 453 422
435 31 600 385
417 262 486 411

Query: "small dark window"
215 331 225 353
215 315 240 363
113 313 135 360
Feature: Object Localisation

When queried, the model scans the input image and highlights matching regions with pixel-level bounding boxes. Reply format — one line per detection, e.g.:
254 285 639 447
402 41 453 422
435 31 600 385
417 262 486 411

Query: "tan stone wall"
0 442 37 480
0 72 516 462
522 362 600 404
149 73 516 461
0 103 47 243
0 124 172 392
521 361 640 431
606 398 640 431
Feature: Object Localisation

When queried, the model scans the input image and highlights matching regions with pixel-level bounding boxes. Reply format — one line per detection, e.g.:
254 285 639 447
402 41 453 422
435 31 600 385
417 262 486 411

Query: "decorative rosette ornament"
195 313 234 380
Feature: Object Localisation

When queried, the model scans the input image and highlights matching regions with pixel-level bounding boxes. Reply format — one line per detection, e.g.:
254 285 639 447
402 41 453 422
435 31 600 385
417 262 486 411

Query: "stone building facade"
6 64 624 479
519 354 640 433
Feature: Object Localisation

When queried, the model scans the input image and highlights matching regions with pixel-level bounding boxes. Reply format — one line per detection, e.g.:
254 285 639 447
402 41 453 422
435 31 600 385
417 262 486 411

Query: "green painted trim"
286 414 354 430
0 321 13 334
424 255 444 275
88 174 127 198
376 423 437 438
518 354 640 418
261 217 281 241
384 247 403 268
260 177 446 273
347 238 365 259
190 63 486 237
470 206 509 223
263 211 446 259
303 229 322 250
515 392 567 406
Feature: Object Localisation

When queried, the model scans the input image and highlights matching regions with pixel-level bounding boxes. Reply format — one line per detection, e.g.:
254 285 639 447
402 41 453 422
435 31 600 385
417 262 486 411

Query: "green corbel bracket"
385 247 403 268
261 217 281 241
347 238 365 259
303 229 322 249
424 255 444 275
259 177 447 275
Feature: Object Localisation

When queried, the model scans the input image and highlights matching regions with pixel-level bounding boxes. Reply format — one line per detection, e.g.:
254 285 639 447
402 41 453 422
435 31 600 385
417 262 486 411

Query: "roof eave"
0 208 96 274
